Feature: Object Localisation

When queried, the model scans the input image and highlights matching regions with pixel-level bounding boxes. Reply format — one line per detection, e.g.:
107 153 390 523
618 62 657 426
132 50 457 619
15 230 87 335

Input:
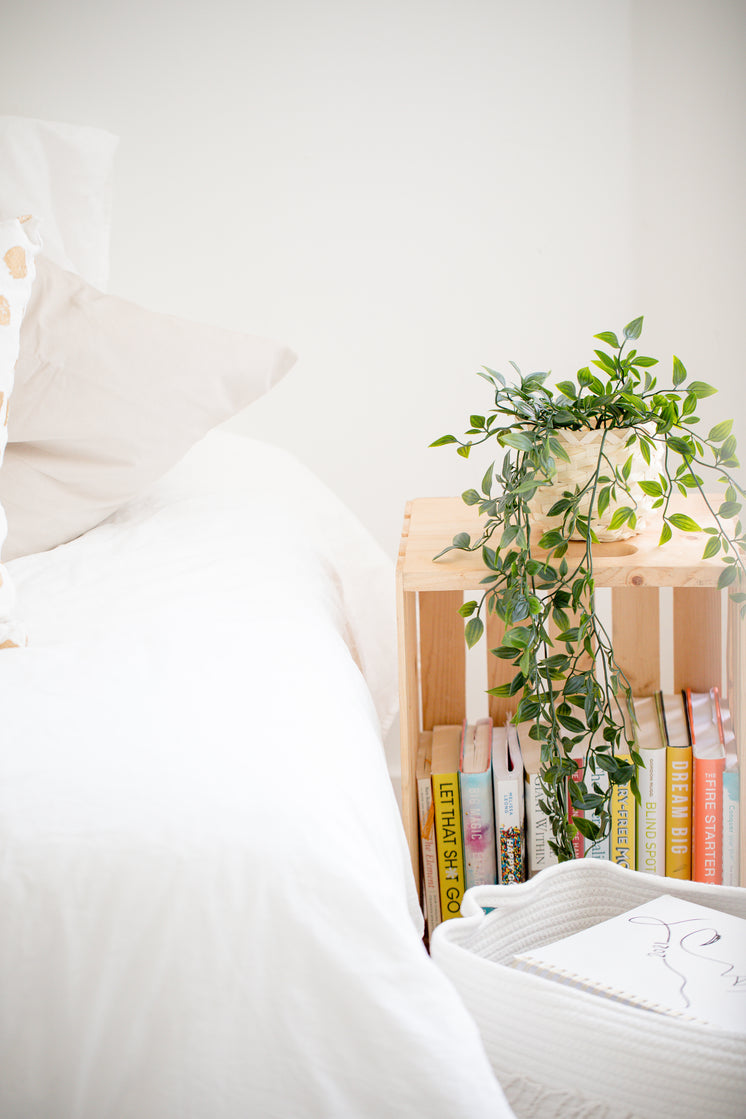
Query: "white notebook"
513 894 746 1034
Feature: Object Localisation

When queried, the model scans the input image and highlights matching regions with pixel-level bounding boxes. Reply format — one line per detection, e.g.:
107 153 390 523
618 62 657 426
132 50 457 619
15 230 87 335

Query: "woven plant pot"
527 426 664 543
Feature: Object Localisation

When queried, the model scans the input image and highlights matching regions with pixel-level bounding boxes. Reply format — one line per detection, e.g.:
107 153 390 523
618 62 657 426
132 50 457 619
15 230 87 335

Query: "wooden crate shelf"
396 495 746 889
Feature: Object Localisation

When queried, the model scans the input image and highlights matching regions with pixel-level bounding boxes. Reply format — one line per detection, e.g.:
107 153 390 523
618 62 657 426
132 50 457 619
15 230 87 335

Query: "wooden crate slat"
611 586 660 695
673 587 722 692
419 590 465 729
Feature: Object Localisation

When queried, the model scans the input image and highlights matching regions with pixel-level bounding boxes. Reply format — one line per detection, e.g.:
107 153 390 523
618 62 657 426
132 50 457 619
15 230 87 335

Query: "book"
723 761 740 888
431 724 467 920
658 691 693 880
491 722 526 884
686 688 726 885
567 744 586 861
512 893 746 1033
582 760 610 862
720 700 740 888
517 725 559 876
459 718 497 889
415 731 442 933
633 695 667 875
609 747 636 870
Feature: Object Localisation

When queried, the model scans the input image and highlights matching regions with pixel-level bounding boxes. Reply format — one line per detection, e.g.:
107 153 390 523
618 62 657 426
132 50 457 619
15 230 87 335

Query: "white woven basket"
527 427 664 542
430 861 746 1119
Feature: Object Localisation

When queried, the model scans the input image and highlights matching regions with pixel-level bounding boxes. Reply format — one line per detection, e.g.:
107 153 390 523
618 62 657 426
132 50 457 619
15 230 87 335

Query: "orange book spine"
692 755 724 883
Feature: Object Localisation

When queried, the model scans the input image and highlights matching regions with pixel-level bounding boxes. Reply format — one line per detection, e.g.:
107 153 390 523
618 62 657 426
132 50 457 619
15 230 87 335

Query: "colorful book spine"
459 719 497 889
687 689 725 885
431 725 467 920
610 751 636 869
722 766 740 887
492 723 526 884
634 696 667 876
568 753 585 860
518 726 559 876
415 731 442 933
583 765 610 861
721 698 740 888
659 692 692 880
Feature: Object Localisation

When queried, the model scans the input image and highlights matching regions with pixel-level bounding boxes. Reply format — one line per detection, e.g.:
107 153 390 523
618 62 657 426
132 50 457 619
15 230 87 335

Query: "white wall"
2 0 744 560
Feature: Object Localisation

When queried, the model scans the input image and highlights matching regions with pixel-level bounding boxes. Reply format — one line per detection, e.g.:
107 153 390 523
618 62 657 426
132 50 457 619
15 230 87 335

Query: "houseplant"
431 317 746 860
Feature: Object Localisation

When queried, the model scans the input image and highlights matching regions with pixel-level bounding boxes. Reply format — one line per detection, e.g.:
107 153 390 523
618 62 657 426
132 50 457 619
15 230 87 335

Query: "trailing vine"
432 317 746 860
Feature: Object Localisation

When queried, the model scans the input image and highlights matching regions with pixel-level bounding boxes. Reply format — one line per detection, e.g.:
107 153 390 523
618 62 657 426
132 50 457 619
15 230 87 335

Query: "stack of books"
416 690 740 935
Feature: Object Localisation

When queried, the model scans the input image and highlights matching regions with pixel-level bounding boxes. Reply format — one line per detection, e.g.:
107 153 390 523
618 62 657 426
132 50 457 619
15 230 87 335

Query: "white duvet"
0 432 511 1119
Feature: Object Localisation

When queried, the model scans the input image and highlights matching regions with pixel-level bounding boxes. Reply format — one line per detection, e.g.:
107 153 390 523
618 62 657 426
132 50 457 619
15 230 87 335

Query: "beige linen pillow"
0 257 296 559
0 215 40 641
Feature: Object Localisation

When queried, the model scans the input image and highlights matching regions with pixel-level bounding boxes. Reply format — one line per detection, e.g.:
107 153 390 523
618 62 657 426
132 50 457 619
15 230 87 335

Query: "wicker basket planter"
527 426 665 542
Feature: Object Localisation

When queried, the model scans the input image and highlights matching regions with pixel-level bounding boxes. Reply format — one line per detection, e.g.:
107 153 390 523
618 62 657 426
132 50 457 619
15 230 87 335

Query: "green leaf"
666 435 693 457
597 486 611 517
718 566 738 590
500 431 535 453
556 380 577 399
556 712 585 733
458 600 478 617
574 816 601 841
607 507 634 531
702 536 721 559
469 414 485 429
687 380 718 399
456 444 471 458
538 529 565 550
594 331 620 348
430 434 457 447
452 532 471 549
623 316 644 341
515 698 541 722
708 419 733 443
547 436 572 463
672 356 687 386
593 349 617 373
669 512 702 532
461 488 481 506
481 462 494 496
491 645 520 661
719 501 742 519
511 596 530 623
637 480 662 497
504 626 533 649
465 617 484 648
659 522 673 546
486 683 513 698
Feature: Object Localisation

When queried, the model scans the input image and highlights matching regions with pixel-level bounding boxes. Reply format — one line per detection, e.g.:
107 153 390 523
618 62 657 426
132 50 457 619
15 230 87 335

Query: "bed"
0 118 514 1118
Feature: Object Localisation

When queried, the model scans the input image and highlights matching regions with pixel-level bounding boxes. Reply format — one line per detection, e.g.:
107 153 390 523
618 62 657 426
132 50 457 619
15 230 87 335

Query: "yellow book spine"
610 754 635 869
431 772 465 921
665 745 692 879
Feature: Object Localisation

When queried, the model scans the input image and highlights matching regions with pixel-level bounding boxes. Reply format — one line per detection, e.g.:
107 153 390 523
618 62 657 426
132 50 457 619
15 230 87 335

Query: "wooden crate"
396 495 746 888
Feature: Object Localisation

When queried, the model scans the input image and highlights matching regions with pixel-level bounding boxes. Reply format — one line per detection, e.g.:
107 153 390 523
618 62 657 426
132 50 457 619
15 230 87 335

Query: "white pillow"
0 257 296 560
0 216 40 642
0 117 117 290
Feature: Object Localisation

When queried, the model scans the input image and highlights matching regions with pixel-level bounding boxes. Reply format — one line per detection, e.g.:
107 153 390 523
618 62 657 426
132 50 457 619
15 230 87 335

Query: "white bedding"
0 431 511 1118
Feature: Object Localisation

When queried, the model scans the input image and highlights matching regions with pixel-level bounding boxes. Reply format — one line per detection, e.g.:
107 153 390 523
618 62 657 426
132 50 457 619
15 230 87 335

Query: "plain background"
2 0 745 563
